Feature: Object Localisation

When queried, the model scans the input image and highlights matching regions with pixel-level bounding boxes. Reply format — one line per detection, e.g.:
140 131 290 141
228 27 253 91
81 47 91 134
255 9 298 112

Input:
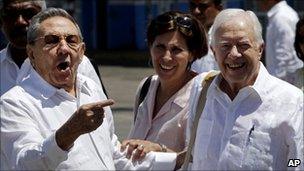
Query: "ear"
210 45 218 62
79 42 86 61
257 43 264 60
26 44 35 62
189 51 194 63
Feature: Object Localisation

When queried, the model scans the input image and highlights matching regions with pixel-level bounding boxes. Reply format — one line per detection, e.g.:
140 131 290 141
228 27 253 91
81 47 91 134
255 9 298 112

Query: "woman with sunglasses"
121 11 208 159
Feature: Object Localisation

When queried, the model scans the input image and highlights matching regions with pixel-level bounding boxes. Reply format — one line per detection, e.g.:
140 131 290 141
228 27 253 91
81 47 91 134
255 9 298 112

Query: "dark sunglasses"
33 34 82 50
155 14 194 35
1 8 39 21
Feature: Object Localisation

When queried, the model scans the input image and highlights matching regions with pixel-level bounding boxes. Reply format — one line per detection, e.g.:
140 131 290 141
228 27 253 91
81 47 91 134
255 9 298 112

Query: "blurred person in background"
0 0 107 97
294 17 304 90
122 11 208 159
188 0 222 73
258 0 303 85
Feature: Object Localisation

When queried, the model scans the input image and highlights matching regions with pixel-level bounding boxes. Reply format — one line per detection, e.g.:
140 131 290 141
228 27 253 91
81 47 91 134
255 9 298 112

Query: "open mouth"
226 63 245 69
57 61 70 71
160 64 174 70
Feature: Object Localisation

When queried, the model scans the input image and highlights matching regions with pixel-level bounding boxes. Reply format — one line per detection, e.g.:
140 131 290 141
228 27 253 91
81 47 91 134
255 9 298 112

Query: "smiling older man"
186 9 303 170
0 8 176 170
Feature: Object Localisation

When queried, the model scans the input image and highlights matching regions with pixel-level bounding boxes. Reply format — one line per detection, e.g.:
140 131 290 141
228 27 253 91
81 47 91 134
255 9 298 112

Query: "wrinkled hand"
70 99 115 134
56 99 114 150
121 139 164 161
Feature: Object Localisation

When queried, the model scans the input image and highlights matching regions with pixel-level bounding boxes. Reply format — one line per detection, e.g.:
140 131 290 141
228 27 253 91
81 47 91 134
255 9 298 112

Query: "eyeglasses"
32 34 82 50
154 14 194 36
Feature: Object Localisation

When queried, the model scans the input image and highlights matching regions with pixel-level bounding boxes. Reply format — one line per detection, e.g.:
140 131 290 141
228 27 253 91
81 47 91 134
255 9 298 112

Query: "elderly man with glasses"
0 0 106 96
1 8 176 170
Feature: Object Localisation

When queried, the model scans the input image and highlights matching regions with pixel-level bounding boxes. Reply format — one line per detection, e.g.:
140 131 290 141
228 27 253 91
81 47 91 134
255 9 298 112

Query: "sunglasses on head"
33 34 82 50
155 14 194 36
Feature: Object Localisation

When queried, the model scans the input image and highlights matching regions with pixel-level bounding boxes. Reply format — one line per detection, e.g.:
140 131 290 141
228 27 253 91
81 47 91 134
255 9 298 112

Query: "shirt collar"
173 78 194 108
267 1 287 18
250 62 271 96
20 65 92 99
0 44 13 64
213 62 268 99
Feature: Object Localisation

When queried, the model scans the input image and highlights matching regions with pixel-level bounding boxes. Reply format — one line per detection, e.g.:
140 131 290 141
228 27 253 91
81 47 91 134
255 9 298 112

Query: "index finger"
87 99 115 110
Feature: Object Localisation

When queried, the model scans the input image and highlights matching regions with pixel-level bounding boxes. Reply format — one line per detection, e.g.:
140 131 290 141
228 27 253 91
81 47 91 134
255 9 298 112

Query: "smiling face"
150 31 193 84
1 1 42 49
211 18 263 90
27 16 85 92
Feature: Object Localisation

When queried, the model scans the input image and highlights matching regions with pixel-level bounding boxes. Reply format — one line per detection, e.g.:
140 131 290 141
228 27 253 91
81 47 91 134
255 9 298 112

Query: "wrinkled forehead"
38 16 79 36
215 18 255 40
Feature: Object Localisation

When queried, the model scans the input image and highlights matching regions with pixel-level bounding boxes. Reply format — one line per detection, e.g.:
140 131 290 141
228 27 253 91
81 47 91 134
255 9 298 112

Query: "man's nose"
15 14 28 25
228 45 242 59
57 39 70 54
193 6 201 15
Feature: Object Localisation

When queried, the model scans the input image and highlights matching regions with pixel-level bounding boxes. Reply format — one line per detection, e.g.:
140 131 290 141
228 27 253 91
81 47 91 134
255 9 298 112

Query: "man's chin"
10 40 27 49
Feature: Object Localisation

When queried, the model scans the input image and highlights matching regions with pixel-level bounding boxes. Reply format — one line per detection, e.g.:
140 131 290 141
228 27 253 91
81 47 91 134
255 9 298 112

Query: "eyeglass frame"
29 34 83 50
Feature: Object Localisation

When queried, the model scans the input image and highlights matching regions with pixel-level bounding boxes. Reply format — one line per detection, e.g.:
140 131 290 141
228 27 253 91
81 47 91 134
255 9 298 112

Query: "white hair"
210 8 264 46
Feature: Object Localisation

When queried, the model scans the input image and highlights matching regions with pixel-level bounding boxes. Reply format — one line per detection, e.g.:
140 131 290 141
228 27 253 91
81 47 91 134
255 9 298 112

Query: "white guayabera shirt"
187 63 303 170
265 1 303 81
0 45 102 170
1 66 176 170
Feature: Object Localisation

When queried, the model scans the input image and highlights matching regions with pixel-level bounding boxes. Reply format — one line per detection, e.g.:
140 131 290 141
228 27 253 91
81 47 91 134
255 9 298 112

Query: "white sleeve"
272 18 299 71
113 141 177 170
78 55 102 88
1 100 69 170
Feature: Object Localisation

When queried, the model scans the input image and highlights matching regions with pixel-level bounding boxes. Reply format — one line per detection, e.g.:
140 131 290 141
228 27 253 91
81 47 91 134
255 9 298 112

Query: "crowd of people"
0 0 303 170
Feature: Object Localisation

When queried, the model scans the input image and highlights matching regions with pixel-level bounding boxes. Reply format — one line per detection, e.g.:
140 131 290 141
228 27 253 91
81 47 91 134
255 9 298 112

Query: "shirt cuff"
150 152 177 170
42 132 69 168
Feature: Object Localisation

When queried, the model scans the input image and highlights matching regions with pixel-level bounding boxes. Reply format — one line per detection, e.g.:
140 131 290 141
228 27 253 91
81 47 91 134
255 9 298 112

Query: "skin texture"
1 1 42 48
150 31 193 86
211 16 263 99
27 16 85 95
56 100 114 150
150 31 195 116
189 0 222 31
26 12 115 151
1 1 42 67
120 31 197 162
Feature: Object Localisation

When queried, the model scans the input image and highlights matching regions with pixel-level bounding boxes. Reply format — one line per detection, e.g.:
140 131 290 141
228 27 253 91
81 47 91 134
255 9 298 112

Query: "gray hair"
27 7 83 44
210 8 264 46
1 0 46 10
